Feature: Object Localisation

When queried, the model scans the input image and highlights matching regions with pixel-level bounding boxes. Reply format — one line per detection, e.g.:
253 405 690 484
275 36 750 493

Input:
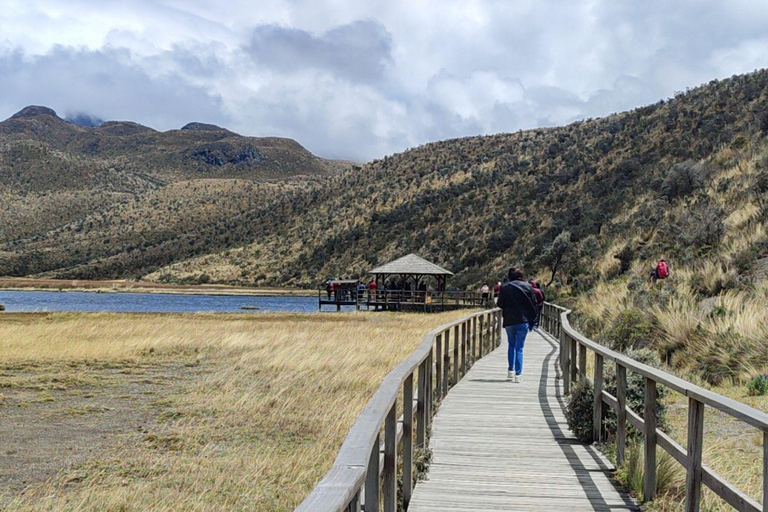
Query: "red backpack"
656 261 669 279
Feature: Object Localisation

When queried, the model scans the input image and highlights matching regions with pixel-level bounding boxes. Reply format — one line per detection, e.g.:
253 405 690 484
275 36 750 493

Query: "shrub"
603 348 669 439
603 309 654 352
688 267 739 297
565 348 668 445
565 378 594 444
694 330 750 385
747 373 768 396
661 160 707 200
616 441 683 502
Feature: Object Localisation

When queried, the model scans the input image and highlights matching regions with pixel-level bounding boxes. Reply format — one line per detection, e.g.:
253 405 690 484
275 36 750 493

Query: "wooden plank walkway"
409 330 638 511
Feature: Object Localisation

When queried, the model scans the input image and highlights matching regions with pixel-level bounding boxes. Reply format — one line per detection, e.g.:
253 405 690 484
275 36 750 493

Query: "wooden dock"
408 330 638 512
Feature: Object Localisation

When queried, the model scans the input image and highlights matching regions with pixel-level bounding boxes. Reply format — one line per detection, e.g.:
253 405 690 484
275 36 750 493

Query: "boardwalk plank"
409 331 638 512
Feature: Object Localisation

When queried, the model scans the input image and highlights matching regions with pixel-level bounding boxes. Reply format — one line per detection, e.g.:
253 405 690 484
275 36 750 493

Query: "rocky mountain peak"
10 106 59 119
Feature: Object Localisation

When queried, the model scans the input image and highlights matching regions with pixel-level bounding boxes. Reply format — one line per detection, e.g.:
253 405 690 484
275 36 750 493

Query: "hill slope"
147 70 768 288
0 107 349 277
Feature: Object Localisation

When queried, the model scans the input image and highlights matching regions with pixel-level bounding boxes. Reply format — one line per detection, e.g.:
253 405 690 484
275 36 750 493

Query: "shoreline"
0 278 315 298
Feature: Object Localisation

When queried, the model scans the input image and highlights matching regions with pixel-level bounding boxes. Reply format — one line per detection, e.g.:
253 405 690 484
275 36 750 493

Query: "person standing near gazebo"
496 267 537 383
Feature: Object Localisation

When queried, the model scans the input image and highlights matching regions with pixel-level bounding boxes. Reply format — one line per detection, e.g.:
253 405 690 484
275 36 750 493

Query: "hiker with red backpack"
650 259 670 282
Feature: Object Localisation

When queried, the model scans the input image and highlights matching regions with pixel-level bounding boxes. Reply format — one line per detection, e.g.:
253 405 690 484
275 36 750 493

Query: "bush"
688 267 739 297
603 348 669 439
694 330 751 385
603 309 654 352
747 373 768 396
661 160 708 200
565 378 594 444
616 441 683 502
565 348 668 445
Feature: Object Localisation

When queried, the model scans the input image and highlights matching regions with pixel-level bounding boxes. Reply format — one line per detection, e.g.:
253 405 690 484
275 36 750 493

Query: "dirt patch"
0 360 200 506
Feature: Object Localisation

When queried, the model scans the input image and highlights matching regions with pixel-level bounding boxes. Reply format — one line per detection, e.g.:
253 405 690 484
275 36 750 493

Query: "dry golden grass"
645 386 766 512
0 310 472 511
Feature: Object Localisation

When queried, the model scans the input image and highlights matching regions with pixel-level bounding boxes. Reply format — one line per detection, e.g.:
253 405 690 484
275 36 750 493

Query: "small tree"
544 230 573 286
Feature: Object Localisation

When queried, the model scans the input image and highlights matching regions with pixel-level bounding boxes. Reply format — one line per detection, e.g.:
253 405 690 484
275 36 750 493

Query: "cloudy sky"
1 1 767 161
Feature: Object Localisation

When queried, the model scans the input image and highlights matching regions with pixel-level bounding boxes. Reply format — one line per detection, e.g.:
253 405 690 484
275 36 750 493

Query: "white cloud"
1 0 767 161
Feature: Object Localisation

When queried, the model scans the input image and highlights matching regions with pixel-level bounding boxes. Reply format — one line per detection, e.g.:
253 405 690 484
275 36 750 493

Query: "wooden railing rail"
296 307 503 512
539 302 768 512
318 289 493 308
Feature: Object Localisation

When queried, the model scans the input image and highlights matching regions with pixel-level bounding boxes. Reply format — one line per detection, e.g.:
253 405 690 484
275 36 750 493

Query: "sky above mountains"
1 1 767 161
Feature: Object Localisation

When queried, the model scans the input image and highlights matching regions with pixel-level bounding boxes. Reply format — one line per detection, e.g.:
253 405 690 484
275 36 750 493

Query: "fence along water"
295 308 503 512
539 302 768 512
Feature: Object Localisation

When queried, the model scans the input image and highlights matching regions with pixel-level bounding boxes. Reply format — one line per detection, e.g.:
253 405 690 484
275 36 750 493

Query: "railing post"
561 330 570 392
416 360 426 447
763 431 767 512
453 325 459 387
479 315 485 357
435 334 443 401
347 490 361 512
471 316 477 364
442 332 449 397
495 311 501 348
592 353 604 443
402 374 414 509
383 401 397 512
644 377 658 502
685 397 705 512
569 337 578 388
578 343 587 380
426 348 433 431
366 433 380 512
616 363 627 467
457 322 467 379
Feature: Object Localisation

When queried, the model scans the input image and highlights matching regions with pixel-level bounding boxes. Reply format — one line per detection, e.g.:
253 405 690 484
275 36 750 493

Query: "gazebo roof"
369 254 454 276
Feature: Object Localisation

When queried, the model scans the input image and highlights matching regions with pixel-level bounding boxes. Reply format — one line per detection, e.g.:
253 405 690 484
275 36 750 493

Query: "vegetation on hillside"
0 106 348 277
148 70 768 290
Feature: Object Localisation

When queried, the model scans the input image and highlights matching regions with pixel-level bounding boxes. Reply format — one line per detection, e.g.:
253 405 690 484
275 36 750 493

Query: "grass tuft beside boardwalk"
0 311 472 511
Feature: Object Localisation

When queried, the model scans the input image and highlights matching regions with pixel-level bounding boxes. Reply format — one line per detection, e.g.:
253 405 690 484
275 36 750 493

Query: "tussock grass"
0 311 471 511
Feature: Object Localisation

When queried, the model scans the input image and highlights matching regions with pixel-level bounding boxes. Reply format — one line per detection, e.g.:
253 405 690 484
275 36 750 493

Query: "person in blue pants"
496 267 538 383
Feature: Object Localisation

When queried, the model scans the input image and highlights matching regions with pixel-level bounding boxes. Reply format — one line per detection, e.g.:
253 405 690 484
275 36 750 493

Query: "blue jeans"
505 323 529 375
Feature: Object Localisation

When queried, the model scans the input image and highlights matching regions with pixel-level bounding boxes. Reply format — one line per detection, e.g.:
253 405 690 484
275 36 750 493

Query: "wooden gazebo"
317 254 486 312
368 253 453 292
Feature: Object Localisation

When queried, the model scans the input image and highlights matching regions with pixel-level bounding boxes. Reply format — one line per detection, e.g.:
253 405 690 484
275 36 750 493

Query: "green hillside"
4 71 768 294
148 70 768 290
0 106 348 276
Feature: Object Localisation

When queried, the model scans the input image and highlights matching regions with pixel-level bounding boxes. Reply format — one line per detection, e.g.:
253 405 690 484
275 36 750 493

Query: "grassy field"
0 277 314 296
0 310 471 511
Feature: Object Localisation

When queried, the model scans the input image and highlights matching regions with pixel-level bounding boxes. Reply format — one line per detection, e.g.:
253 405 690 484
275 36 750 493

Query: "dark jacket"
497 280 538 327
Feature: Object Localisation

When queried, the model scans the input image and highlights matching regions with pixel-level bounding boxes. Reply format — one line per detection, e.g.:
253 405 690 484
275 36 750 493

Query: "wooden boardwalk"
409 330 638 512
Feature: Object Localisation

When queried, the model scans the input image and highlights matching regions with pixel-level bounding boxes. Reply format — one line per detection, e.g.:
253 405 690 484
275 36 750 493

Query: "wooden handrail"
539 302 768 512
296 307 503 512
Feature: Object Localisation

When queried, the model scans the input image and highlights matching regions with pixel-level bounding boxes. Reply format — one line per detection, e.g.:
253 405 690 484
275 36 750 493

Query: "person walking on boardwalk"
529 280 545 328
496 267 538 383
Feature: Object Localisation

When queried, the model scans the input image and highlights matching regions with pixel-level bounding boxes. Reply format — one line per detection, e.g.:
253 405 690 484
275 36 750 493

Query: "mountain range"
3 69 768 289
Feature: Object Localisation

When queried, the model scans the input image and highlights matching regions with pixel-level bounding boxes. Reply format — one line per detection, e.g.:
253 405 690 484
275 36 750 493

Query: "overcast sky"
1 1 767 161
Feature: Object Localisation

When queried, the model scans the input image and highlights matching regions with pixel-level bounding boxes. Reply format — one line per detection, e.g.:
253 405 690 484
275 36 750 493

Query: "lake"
0 290 324 313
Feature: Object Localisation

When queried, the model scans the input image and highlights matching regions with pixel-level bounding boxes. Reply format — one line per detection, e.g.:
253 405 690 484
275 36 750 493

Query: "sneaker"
507 371 514 380
516 375 522 383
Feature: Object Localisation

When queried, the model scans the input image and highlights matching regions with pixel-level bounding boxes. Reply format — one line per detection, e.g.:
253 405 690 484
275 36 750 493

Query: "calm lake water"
0 290 323 313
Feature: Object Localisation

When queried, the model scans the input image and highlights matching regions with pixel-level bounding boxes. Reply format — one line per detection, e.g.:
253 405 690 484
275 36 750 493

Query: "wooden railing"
318 289 493 311
296 308 503 511
540 302 768 512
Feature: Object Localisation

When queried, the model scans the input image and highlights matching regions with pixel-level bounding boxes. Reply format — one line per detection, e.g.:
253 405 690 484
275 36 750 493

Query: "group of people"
498 258 669 382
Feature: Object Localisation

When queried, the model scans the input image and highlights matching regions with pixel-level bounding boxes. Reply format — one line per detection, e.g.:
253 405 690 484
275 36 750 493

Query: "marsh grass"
0 311 471 511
